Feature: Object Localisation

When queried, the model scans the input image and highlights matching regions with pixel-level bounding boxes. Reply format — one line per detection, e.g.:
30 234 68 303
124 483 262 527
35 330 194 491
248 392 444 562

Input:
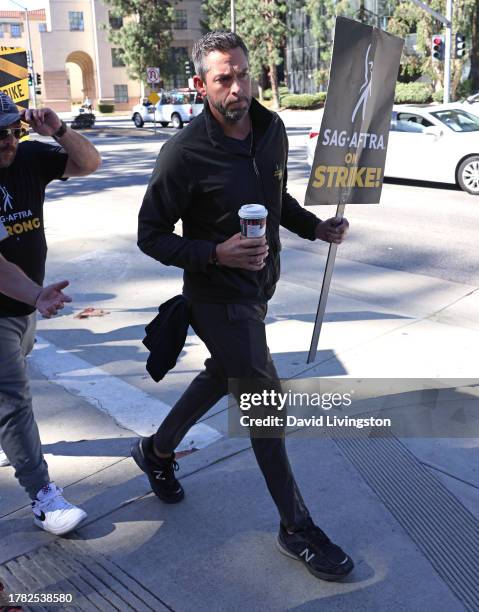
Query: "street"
52 118 479 284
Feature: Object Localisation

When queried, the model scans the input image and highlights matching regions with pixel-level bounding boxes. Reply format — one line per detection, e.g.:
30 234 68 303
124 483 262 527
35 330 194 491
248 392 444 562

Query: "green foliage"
432 88 444 103
305 0 355 89
456 78 474 99
281 93 326 109
394 82 433 104
262 85 289 101
201 0 229 30
387 0 476 98
98 103 115 113
103 0 174 83
201 0 290 109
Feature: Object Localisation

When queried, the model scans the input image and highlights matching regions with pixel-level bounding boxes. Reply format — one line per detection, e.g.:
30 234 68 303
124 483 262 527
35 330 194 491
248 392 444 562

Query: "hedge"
98 103 115 113
281 92 326 109
262 86 290 101
394 82 432 104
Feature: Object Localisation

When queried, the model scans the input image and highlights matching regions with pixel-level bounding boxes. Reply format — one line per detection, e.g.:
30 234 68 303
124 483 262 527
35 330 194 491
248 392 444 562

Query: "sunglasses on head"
0 127 27 140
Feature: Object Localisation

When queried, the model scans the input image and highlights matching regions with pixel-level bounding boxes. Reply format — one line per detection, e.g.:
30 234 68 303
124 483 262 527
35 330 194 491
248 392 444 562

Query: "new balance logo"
300 548 315 563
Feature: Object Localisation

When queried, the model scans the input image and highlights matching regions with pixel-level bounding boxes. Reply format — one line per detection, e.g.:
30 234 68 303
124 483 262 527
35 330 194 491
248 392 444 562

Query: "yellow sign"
0 46 28 109
148 92 160 105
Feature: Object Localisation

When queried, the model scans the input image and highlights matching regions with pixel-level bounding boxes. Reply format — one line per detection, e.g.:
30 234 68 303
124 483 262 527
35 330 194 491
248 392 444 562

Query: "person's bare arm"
21 108 101 177
0 255 71 318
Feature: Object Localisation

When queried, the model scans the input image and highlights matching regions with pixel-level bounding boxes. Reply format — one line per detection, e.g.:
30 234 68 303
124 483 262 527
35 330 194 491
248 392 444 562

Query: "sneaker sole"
276 537 354 582
130 441 185 504
33 510 87 536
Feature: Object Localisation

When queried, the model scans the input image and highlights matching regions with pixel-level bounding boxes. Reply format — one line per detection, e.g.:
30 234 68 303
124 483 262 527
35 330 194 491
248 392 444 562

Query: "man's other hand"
36 280 72 318
216 233 269 271
315 217 349 244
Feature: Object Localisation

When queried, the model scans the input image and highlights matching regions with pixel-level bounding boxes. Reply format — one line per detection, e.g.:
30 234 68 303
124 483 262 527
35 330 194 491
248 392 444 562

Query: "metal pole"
24 7 37 108
443 0 452 104
231 0 236 33
90 0 103 103
307 203 345 364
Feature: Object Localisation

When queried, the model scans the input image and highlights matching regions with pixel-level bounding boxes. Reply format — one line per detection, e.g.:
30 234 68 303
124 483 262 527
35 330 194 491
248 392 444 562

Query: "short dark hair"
192 30 249 80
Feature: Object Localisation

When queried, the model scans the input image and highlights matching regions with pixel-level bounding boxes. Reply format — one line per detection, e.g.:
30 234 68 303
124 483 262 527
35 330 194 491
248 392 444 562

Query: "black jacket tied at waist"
143 295 190 382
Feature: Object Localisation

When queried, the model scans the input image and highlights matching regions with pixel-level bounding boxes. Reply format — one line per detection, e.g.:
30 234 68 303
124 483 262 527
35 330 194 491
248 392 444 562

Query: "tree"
388 0 476 100
305 0 355 89
239 0 288 110
471 4 479 90
201 0 289 110
103 0 174 87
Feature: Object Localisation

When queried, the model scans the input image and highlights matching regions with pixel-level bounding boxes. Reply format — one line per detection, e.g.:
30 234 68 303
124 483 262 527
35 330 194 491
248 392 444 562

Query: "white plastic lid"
238 204 268 219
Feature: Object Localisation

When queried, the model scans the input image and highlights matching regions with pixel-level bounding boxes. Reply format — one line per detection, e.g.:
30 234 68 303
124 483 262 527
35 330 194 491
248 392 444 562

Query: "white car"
307 104 479 195
458 93 479 118
131 90 203 129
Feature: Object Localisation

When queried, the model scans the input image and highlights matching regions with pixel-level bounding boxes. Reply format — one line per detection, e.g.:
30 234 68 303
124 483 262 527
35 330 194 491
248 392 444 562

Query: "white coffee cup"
238 204 268 239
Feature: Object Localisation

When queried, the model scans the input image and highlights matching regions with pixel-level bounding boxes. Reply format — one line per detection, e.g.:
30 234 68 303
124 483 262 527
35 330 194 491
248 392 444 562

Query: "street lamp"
6 0 37 108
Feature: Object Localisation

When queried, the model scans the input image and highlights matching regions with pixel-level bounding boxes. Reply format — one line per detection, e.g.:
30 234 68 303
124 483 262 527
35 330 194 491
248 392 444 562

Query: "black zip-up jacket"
138 98 320 304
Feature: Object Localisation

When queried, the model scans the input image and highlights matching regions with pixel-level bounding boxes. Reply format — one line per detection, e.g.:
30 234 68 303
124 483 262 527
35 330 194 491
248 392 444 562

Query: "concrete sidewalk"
1 234 478 610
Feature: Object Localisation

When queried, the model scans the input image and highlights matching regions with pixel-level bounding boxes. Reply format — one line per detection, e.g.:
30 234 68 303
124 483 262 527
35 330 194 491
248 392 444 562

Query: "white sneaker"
32 483 87 536
0 447 10 467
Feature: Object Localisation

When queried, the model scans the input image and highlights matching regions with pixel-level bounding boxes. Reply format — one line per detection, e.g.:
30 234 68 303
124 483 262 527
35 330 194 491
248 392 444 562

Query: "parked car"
131 90 204 129
306 104 479 194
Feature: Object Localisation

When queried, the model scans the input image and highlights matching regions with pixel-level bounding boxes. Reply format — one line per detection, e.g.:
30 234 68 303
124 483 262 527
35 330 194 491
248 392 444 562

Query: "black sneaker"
131 438 185 503
277 518 354 581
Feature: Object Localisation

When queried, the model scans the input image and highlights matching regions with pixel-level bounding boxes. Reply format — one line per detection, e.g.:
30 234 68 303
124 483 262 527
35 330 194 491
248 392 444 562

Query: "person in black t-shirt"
0 221 72 468
0 91 101 536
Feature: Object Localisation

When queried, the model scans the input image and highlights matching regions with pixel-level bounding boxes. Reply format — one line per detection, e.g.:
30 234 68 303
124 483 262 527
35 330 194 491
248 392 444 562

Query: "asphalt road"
43 121 479 286
285 129 479 286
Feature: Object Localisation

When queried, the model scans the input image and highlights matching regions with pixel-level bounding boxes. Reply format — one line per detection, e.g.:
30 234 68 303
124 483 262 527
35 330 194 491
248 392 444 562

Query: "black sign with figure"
306 17 404 206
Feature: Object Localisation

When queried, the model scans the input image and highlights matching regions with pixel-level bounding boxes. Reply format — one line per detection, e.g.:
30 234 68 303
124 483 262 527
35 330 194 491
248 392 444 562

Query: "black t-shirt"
0 140 68 317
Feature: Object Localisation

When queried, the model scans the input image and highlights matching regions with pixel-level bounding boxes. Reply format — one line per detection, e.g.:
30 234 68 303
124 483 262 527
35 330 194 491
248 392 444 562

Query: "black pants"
153 302 311 530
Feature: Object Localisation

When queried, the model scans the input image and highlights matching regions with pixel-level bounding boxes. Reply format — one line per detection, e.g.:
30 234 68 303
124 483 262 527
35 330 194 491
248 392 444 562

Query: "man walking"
0 91 101 535
135 31 353 581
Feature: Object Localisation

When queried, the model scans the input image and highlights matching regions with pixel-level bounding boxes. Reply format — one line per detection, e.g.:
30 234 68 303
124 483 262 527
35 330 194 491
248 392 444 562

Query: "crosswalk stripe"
31 336 223 452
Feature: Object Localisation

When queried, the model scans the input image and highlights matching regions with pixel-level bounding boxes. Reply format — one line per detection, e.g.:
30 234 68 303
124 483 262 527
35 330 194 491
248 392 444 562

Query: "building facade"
0 0 202 112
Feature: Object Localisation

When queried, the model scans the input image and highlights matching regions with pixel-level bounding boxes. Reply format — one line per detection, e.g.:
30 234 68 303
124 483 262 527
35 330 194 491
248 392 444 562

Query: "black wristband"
211 244 219 266
53 120 67 140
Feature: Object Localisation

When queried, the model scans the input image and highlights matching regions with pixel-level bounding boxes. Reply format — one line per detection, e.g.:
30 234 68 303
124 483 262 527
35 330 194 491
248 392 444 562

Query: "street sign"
146 67 160 84
148 91 160 105
0 46 29 109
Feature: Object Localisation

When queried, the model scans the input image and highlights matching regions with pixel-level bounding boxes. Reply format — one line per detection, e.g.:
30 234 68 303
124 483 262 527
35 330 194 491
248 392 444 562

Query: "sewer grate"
0 539 171 611
334 432 479 612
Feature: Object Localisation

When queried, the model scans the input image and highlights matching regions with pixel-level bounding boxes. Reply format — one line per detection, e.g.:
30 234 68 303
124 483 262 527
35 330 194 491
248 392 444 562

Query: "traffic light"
431 35 445 61
455 33 466 59
184 60 192 76
36 74 42 86
27 72 33 86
